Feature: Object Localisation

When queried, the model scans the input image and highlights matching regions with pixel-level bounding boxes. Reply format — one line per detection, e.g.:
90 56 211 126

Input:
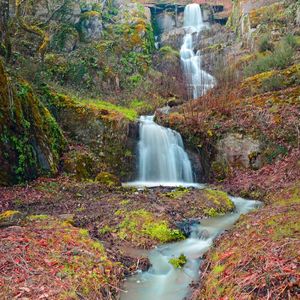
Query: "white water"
124 115 197 188
121 197 261 300
180 4 215 99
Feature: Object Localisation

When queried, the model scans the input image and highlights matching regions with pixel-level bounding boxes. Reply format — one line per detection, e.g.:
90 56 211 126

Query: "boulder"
216 133 262 170
176 219 200 237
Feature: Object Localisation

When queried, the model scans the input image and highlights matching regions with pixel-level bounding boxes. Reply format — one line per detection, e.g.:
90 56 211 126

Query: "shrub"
284 34 298 49
244 37 295 76
258 34 273 52
159 46 180 58
260 74 285 92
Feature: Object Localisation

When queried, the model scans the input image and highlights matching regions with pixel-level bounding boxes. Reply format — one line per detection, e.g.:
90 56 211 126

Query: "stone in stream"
176 219 200 237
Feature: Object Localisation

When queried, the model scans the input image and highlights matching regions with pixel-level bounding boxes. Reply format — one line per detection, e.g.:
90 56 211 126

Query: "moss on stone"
0 210 24 227
164 186 190 199
0 61 65 185
203 189 234 217
117 209 185 246
169 254 187 269
95 172 120 187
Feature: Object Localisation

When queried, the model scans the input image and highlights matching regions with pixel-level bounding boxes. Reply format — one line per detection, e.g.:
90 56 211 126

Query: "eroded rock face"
77 11 102 42
0 62 65 185
216 134 262 170
43 90 138 181
160 28 186 49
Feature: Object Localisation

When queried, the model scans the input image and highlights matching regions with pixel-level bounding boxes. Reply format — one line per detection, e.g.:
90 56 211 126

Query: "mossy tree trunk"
15 0 50 61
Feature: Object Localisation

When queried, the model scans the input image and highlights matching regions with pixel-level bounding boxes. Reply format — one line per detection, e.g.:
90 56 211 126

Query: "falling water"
180 4 215 99
124 116 198 188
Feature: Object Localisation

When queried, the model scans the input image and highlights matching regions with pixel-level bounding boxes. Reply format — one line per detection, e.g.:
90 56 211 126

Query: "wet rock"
176 219 200 237
198 229 210 239
0 62 65 185
160 27 186 49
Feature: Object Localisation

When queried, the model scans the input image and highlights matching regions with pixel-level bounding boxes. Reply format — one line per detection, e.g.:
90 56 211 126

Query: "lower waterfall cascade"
124 115 200 188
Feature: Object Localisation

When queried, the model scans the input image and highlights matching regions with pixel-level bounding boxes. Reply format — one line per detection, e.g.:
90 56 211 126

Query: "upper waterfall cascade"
180 4 215 99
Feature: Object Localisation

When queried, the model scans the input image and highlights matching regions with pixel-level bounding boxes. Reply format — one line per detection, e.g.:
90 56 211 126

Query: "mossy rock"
203 189 235 217
117 209 185 247
95 172 121 187
0 210 24 227
0 61 65 185
63 149 99 181
211 160 230 181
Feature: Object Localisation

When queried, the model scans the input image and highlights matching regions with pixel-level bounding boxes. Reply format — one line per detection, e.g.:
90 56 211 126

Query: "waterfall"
124 116 198 187
138 116 193 184
180 4 215 99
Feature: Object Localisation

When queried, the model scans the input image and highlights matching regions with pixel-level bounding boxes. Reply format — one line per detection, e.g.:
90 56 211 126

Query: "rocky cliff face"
0 61 65 185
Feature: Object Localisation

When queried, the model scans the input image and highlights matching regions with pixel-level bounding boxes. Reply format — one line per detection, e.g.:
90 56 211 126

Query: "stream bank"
0 176 239 298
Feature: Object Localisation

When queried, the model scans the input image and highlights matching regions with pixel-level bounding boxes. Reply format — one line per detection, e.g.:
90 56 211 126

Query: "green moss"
95 172 120 187
0 210 21 222
64 150 97 181
203 207 220 217
0 62 65 185
79 228 89 237
159 46 180 58
212 264 225 275
78 99 138 121
118 209 185 245
143 222 184 243
98 225 114 235
164 186 189 199
204 189 234 210
169 254 187 269
28 214 49 220
80 11 101 20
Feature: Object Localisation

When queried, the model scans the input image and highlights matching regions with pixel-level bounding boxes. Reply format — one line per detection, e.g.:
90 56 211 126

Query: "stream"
121 196 261 300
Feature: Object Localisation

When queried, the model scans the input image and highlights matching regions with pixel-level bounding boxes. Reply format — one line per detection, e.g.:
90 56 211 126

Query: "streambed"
121 196 262 300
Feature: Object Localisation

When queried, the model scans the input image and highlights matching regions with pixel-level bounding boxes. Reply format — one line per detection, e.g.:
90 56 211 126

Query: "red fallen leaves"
38 239 48 247
44 259 58 267
0 217 122 299
219 251 234 261
223 148 300 199
192 195 300 299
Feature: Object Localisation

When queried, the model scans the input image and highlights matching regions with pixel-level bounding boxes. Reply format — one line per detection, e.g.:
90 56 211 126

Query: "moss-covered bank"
0 61 65 185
